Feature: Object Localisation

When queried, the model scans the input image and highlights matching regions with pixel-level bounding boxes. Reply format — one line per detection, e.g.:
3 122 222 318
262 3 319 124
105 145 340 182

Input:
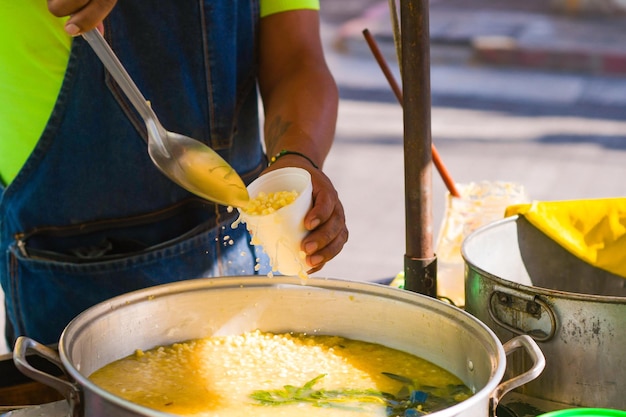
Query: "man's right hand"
47 0 117 36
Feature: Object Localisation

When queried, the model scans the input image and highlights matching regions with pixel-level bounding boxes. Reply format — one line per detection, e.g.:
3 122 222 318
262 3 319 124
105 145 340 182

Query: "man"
0 0 348 345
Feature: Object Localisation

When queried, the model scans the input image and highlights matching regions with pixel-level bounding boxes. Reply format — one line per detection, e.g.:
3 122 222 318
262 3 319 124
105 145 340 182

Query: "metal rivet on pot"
497 292 511 305
526 301 541 316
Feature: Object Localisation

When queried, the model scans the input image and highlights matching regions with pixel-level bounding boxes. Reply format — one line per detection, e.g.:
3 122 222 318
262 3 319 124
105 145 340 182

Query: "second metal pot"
463 215 626 409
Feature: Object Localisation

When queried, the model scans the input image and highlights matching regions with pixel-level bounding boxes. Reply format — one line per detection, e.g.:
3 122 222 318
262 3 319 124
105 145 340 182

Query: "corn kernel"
243 190 299 215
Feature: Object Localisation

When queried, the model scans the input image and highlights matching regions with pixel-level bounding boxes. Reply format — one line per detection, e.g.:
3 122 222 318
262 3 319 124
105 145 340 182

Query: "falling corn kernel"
243 190 299 215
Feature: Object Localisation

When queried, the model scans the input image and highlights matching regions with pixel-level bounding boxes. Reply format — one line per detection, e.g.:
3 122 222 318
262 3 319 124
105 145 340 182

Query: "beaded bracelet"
268 149 319 169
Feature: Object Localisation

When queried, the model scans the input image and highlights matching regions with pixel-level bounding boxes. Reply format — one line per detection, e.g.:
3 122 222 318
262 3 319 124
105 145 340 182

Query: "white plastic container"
238 167 313 277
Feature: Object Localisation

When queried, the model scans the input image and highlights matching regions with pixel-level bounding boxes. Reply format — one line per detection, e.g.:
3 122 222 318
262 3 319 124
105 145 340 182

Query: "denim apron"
0 0 269 346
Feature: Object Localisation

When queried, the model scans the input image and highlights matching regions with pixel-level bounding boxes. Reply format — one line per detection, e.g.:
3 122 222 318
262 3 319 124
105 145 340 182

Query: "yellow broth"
89 331 471 416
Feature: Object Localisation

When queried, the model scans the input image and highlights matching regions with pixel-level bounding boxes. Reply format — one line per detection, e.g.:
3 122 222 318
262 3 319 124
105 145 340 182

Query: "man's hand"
48 0 116 35
302 167 349 274
265 158 348 274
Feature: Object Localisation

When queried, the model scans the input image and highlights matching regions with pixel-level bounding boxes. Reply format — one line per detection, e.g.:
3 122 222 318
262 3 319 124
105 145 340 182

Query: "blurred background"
2 0 626 354
313 0 626 281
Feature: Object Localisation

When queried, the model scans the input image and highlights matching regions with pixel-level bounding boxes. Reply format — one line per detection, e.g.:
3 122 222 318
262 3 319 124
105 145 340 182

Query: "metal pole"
400 0 437 296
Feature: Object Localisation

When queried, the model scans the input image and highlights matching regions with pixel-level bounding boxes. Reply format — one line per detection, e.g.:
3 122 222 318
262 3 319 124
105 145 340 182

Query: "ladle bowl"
82 29 250 208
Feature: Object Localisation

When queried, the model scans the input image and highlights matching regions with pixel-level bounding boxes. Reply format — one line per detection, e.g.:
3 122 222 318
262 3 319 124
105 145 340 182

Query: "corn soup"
243 190 299 215
90 330 471 417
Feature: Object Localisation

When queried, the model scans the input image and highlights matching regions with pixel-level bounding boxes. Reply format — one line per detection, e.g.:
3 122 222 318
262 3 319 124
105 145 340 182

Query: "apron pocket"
15 198 224 263
5 199 265 344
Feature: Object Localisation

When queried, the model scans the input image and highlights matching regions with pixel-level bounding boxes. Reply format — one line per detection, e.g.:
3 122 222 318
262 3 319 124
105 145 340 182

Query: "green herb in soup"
251 373 471 415
251 374 388 409
90 330 472 417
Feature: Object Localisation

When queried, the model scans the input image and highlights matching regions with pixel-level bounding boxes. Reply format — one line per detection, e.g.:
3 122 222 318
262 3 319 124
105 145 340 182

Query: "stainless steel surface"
81 29 249 208
13 339 80 417
1 401 68 417
13 276 544 417
463 215 626 409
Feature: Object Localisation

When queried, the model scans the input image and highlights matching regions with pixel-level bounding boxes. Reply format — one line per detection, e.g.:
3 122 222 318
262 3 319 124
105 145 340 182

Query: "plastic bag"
505 198 626 278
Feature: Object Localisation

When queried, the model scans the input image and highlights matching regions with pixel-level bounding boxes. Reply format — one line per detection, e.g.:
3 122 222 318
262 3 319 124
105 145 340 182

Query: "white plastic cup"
238 167 313 277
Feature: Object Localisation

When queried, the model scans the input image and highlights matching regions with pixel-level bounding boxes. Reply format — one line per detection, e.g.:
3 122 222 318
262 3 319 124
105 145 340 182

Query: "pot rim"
58 276 508 416
462 216 626 304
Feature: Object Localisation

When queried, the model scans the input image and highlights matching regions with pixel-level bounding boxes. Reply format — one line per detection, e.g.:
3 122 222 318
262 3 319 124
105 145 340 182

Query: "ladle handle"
82 29 158 126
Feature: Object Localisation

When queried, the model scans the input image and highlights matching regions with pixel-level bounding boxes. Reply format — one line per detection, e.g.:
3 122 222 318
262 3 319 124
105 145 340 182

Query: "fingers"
305 223 349 273
260 162 349 273
302 173 349 272
48 0 117 36
48 0 89 16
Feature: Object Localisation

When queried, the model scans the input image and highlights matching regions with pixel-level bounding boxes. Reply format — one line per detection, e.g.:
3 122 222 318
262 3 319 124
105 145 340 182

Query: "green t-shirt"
0 2 71 186
0 0 319 186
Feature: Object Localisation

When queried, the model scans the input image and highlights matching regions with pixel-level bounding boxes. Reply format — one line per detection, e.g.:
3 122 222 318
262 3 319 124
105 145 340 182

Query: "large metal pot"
463 215 626 409
14 276 544 417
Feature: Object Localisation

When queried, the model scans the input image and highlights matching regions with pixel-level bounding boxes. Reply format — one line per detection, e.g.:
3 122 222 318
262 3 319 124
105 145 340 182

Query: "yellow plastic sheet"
505 198 626 278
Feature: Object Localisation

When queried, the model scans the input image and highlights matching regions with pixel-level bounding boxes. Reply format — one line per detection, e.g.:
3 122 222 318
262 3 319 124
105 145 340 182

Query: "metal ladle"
82 29 250 208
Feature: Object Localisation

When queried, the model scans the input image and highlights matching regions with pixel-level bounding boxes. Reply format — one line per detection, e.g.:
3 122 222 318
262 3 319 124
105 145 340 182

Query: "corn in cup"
243 190 299 216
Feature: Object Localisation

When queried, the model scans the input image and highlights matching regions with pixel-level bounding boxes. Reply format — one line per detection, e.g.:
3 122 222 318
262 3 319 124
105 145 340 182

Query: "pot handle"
13 336 82 417
488 288 557 342
489 334 545 416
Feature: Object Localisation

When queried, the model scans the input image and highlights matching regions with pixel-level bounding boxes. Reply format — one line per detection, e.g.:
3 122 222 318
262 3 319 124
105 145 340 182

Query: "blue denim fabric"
0 0 268 346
